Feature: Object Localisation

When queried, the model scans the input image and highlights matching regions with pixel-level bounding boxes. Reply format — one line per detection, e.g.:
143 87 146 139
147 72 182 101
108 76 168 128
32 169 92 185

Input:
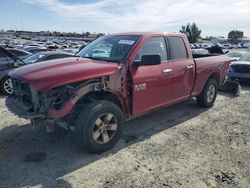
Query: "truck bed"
191 54 230 97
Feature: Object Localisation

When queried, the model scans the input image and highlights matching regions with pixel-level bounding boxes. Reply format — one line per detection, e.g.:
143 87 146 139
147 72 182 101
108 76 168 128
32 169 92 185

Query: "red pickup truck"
7 32 229 153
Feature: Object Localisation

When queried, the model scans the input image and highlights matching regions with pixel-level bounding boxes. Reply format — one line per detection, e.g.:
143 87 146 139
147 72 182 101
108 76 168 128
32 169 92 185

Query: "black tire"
0 77 13 95
197 78 218 107
75 100 124 153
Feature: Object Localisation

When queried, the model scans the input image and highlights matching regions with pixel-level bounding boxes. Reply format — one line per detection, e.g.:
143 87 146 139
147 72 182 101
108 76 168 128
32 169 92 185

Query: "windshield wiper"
82 56 101 60
77 55 119 63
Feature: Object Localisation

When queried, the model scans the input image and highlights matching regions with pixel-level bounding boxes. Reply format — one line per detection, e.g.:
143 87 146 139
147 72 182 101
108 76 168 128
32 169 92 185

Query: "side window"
136 37 168 61
0 51 15 64
168 37 188 60
0 50 7 64
11 50 26 56
5 56 15 64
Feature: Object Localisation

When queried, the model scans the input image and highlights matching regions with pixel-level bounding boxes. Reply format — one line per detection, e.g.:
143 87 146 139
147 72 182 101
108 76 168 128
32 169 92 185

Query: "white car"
227 51 246 62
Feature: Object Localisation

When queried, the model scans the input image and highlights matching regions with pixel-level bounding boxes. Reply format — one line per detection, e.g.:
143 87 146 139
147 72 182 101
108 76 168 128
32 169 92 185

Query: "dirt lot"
0 84 250 188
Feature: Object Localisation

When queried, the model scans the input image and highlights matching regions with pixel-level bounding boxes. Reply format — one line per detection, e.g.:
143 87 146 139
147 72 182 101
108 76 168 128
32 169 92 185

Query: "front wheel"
0 77 13 95
197 78 218 107
75 100 124 153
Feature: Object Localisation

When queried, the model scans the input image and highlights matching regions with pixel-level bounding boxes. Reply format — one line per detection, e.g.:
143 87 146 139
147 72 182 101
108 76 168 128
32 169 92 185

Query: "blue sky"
0 0 250 37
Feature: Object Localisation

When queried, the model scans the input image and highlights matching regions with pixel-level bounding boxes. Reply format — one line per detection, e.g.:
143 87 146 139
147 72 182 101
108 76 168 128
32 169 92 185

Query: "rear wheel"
0 77 13 95
75 100 124 153
197 78 218 107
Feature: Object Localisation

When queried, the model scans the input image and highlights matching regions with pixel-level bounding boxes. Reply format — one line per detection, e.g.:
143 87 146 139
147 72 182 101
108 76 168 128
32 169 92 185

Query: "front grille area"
231 64 250 73
12 78 33 111
6 78 45 119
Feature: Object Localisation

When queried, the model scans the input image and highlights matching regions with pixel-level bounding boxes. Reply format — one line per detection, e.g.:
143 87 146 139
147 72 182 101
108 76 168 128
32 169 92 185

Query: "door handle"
186 64 194 70
162 69 172 74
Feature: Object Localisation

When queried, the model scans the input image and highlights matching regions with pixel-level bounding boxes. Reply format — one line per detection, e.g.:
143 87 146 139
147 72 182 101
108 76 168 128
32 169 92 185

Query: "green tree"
228 30 244 44
180 22 201 43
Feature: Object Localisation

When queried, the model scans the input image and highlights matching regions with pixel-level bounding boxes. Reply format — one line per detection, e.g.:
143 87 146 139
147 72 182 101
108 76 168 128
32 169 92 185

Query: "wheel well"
208 72 220 85
0 76 10 83
66 91 124 126
76 91 123 112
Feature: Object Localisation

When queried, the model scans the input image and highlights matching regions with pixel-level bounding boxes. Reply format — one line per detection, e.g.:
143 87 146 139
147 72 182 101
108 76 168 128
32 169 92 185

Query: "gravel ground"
0 84 250 188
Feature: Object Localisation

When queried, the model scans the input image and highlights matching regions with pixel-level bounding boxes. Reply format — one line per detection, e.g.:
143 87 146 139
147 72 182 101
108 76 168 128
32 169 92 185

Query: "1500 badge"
135 83 146 91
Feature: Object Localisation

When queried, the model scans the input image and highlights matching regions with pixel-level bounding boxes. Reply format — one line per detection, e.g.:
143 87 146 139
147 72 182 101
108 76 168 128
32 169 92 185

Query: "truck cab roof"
112 32 186 37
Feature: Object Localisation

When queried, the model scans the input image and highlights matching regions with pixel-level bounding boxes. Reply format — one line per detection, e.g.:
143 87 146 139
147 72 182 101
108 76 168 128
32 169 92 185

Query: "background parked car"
6 48 31 60
228 53 250 82
23 46 47 54
0 47 74 95
63 44 87 54
23 51 74 64
192 48 210 55
0 46 24 95
220 43 233 49
227 51 246 62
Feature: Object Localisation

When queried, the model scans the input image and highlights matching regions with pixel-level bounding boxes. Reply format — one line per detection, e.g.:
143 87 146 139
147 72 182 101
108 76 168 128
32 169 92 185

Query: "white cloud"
22 0 250 36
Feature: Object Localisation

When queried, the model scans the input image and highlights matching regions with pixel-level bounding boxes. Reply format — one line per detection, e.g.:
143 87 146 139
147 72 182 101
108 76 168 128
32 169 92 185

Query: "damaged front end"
6 78 103 131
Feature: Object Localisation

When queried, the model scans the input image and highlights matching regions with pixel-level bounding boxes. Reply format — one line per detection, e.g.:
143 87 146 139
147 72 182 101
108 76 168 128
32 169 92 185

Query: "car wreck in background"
228 53 250 82
0 46 74 95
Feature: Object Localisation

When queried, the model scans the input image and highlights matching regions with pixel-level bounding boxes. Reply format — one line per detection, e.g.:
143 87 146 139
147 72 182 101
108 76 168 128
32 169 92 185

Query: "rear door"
167 36 195 101
131 36 173 116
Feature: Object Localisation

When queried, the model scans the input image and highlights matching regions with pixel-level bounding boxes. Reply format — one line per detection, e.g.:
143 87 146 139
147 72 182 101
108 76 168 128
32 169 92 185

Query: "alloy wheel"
3 78 13 95
92 113 118 144
207 85 215 103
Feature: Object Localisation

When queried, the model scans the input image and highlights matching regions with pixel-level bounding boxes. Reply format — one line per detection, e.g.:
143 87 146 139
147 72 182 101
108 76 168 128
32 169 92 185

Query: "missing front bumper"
5 96 45 119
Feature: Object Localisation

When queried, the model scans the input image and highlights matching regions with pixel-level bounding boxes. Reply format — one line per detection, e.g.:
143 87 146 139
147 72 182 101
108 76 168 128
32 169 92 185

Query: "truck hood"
9 57 119 91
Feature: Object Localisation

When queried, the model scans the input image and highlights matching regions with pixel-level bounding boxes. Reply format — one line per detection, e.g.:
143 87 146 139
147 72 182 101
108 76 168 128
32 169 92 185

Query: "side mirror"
135 55 161 66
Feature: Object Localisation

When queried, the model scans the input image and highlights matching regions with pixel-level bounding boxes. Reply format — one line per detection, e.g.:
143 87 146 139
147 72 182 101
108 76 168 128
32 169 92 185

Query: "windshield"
76 35 141 62
239 53 250 61
24 53 45 64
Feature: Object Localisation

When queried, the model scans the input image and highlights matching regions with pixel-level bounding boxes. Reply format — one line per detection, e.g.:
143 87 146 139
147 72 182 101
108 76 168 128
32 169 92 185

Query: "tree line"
180 22 244 44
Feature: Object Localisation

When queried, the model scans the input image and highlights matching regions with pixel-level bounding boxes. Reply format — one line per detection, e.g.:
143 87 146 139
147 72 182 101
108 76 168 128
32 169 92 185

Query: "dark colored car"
0 47 24 95
0 47 74 95
23 51 74 64
228 53 250 81
7 48 32 60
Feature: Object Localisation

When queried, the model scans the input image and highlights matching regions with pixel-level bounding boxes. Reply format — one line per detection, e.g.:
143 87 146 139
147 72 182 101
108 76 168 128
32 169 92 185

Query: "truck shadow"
0 95 234 187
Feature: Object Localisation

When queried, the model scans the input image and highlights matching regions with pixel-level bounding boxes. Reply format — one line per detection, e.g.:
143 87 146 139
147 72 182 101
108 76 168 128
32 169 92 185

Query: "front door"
131 36 173 116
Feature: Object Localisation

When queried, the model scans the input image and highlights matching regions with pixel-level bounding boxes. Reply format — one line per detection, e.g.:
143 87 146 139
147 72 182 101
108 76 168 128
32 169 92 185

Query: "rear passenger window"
169 37 188 59
0 50 6 58
136 37 168 61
